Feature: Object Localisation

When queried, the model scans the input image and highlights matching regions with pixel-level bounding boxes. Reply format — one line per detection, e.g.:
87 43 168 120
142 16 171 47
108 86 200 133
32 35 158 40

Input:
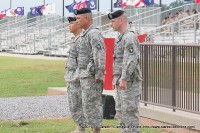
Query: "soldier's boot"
91 128 100 133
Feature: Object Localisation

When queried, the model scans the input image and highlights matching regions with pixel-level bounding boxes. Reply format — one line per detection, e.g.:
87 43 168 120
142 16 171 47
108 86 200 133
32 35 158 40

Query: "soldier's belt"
113 57 123 61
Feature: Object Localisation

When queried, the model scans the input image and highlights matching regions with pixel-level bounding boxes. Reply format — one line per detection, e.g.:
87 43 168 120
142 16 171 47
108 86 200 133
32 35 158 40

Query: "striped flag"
123 0 146 7
0 10 6 18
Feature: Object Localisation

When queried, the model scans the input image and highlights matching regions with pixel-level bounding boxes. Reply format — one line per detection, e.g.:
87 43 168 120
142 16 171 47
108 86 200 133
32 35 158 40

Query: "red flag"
0 10 6 18
104 38 115 90
196 0 200 3
122 2 127 8
137 34 147 43
77 1 87 9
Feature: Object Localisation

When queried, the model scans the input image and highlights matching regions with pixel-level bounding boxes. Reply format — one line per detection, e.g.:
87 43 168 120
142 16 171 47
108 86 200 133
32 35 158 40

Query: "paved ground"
0 52 66 60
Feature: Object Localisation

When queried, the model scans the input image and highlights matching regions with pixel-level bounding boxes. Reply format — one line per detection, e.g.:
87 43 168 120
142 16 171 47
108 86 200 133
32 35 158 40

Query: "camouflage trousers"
80 76 103 128
67 81 87 127
115 80 142 133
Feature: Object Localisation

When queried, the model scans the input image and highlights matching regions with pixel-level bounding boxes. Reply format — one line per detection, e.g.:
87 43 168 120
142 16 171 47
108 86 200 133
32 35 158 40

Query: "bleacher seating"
0 3 200 56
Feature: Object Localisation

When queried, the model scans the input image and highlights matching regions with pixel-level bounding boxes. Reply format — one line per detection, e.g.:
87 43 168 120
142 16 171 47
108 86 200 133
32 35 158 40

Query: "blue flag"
143 0 154 5
36 5 45 15
86 0 97 10
30 7 40 16
14 7 24 15
114 0 123 8
65 2 77 13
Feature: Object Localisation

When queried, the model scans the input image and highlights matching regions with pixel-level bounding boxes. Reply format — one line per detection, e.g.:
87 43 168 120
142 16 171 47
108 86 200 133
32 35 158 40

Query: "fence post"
144 45 149 106
172 45 176 112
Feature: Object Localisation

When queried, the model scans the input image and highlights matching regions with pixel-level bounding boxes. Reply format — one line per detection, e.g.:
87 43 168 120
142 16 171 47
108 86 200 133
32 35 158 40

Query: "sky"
0 0 183 16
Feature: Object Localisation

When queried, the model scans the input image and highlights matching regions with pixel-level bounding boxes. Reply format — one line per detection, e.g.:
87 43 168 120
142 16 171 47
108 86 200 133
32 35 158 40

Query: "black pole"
160 0 162 7
63 0 65 17
111 0 113 12
98 0 99 12
74 0 76 3
10 0 12 8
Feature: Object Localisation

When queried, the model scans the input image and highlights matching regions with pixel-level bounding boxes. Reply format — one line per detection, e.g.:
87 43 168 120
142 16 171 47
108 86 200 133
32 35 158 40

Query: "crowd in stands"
161 9 199 35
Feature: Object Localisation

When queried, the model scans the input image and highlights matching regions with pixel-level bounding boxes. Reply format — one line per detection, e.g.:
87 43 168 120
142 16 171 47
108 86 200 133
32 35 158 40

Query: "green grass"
0 118 161 133
0 56 66 97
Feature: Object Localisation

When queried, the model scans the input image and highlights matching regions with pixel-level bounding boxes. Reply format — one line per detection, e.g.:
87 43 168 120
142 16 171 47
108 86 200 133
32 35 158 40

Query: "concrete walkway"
0 52 66 60
48 87 200 132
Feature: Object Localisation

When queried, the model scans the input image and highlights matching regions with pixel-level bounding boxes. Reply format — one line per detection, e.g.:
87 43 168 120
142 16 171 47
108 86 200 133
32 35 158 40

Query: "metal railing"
140 43 200 114
145 13 200 44
99 7 162 33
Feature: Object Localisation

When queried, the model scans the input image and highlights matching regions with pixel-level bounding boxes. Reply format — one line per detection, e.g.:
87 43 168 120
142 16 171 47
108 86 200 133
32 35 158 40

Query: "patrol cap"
108 10 124 20
74 8 91 15
67 17 77 23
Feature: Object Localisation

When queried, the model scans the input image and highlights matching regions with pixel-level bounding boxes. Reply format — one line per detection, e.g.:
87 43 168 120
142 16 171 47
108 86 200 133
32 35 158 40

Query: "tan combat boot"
91 128 100 133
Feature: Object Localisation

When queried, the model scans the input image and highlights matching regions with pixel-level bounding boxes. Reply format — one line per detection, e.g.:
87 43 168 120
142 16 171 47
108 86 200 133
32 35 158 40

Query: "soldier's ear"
119 18 123 24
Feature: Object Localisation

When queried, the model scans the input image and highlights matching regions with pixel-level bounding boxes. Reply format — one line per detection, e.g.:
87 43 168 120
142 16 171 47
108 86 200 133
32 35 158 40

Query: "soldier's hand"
76 77 80 81
112 85 115 89
119 79 127 90
95 79 101 83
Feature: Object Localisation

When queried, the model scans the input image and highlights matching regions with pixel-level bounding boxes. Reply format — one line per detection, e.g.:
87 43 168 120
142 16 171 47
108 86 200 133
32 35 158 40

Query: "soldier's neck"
83 22 92 30
119 25 128 35
73 29 82 36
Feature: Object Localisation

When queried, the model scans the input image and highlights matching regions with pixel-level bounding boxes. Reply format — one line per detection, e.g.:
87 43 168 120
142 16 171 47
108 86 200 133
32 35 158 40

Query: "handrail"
145 13 199 34
100 3 200 33
3 16 67 36
0 14 57 28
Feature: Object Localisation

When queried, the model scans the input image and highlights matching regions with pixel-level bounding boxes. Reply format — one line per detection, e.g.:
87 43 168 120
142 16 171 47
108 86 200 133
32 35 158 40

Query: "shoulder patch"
128 47 133 53
96 44 101 49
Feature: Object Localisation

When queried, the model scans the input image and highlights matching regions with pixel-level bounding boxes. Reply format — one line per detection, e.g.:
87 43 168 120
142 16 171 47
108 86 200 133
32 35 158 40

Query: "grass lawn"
0 118 161 133
0 56 66 97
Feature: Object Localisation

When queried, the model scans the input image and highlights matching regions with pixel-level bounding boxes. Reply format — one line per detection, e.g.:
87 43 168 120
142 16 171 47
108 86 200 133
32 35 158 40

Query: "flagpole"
10 0 12 8
63 0 65 17
43 0 45 5
160 0 162 7
98 0 100 12
111 0 113 12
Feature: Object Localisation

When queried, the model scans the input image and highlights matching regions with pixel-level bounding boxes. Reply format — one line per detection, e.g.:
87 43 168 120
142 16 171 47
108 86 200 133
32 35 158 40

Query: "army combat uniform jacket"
113 28 142 85
65 35 81 82
77 25 106 80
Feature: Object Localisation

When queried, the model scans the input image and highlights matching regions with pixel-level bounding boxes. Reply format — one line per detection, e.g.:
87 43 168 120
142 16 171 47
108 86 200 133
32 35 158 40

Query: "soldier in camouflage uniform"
108 10 143 133
65 16 87 133
74 8 106 133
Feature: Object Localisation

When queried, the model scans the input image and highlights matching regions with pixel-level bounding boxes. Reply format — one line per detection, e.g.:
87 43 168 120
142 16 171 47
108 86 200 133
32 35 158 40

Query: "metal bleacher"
1 3 200 57
102 3 200 45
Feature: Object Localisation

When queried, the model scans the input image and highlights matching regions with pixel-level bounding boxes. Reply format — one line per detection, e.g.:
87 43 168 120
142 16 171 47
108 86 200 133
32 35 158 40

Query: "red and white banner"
77 1 87 10
0 10 6 18
123 0 146 8
104 38 115 90
196 0 200 4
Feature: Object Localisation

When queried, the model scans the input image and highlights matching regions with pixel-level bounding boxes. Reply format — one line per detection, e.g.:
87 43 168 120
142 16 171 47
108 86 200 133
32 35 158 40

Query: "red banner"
103 35 144 90
104 38 115 90
197 0 200 3
137 33 147 43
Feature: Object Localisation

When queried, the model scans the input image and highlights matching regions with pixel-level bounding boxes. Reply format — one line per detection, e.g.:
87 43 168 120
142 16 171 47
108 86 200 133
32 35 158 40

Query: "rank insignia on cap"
67 17 77 23
96 44 101 49
74 8 91 15
108 10 124 20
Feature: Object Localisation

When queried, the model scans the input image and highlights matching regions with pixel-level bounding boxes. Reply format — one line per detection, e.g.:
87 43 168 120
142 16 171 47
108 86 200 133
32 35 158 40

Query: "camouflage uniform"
65 35 87 127
78 25 106 128
112 29 142 133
